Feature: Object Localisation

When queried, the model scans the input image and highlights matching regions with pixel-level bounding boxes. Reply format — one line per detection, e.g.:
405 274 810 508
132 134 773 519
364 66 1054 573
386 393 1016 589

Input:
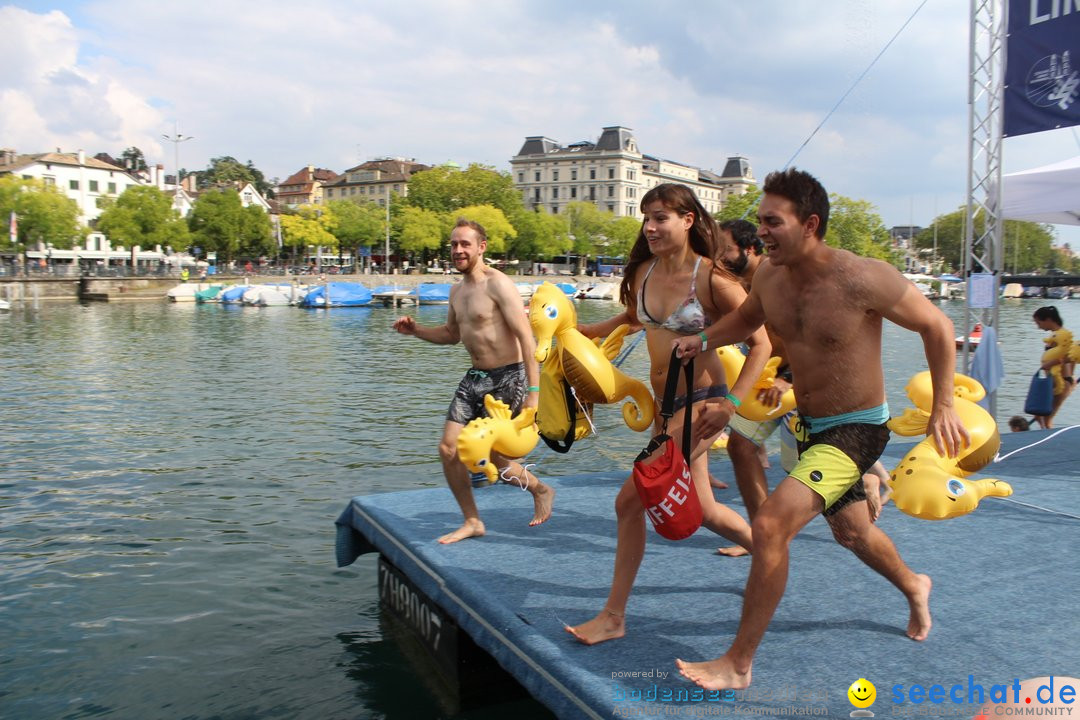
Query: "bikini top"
636 257 710 335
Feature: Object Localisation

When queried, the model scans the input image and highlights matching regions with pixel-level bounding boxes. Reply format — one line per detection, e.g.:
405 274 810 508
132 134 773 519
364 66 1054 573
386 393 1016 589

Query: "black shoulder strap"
658 348 694 459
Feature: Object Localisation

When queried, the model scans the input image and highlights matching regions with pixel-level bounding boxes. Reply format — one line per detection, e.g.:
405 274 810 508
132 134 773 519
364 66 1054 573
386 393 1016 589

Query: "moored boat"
299 282 373 307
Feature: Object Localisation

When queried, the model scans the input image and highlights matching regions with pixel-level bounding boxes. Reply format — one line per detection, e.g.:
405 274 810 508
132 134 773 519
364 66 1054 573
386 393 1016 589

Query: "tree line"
1 151 1072 273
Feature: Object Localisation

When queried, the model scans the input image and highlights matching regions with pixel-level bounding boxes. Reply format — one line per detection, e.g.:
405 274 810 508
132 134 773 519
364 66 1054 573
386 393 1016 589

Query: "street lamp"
161 121 194 208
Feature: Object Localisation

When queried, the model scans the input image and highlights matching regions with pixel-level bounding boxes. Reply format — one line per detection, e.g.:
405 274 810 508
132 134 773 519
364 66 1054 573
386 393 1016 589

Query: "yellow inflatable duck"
456 394 540 485
1041 328 1075 394
886 371 1012 520
716 345 797 422
529 282 654 433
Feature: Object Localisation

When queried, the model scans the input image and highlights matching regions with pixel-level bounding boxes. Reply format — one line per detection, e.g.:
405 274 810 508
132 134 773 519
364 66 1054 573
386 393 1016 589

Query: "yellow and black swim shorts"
789 414 890 516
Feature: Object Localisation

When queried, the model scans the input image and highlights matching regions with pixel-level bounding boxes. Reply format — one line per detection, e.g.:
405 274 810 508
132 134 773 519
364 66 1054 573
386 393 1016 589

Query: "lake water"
2 295 1077 719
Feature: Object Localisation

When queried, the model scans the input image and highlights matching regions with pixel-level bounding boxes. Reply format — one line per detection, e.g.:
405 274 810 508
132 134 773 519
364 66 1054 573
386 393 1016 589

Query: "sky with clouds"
2 0 1078 245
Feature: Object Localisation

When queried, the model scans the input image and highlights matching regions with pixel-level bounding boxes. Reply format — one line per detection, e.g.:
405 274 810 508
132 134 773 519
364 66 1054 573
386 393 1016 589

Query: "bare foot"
529 483 555 527
565 609 625 645
709 474 729 490
863 472 883 523
715 545 750 557
906 573 933 641
675 655 752 691
438 518 485 544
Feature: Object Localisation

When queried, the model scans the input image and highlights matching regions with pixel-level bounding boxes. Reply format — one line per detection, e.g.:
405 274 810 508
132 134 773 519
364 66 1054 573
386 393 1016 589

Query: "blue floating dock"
336 429 1080 719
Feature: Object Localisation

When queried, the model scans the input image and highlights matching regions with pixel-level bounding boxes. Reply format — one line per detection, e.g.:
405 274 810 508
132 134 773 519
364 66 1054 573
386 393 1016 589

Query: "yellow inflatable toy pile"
716 345 797 422
1041 328 1075 394
529 282 654 448
456 394 540 485
887 371 1012 520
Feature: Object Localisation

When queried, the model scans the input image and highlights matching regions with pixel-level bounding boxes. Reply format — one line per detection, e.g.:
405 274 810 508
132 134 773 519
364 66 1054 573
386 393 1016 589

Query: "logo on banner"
1024 50 1078 112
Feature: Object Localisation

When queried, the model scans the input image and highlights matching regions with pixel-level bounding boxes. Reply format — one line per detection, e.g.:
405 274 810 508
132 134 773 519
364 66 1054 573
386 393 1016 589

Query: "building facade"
275 165 340 208
322 158 429 206
508 126 754 218
0 148 144 225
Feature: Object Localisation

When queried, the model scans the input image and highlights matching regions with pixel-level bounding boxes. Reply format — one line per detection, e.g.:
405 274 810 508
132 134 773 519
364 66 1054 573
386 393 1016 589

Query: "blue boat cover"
300 282 372 307
219 286 248 303
415 283 452 303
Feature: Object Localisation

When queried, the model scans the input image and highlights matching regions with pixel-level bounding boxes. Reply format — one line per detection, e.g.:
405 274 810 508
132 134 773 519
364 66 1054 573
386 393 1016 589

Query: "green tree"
238 204 274 258
507 208 571 259
564 201 613 260
406 163 524 216
825 195 897 262
605 216 641 259
188 188 247 262
914 213 1054 273
393 206 443 254
279 214 336 262
714 188 762 224
202 156 272 197
0 176 81 250
452 205 516 254
96 185 190 251
121 147 148 173
326 199 386 252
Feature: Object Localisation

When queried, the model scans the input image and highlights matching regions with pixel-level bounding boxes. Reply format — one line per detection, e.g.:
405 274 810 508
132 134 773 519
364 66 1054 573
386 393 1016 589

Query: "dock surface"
336 429 1080 719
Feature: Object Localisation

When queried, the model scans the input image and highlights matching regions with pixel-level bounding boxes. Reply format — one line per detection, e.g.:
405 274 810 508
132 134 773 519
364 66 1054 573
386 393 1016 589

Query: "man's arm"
875 263 969 457
491 275 540 407
392 292 461 344
672 289 766 360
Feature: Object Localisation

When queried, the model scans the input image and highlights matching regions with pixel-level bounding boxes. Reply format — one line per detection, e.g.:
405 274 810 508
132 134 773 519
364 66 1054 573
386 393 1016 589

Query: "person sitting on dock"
670 168 969 690
393 218 555 544
565 183 771 645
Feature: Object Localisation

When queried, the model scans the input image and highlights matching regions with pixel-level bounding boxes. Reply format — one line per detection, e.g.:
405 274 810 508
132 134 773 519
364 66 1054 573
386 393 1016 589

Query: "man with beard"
393 218 555 543
715 219 798 520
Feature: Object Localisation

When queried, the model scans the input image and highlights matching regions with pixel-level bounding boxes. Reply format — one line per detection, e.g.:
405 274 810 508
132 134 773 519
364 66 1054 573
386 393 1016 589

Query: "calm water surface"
2 296 1077 719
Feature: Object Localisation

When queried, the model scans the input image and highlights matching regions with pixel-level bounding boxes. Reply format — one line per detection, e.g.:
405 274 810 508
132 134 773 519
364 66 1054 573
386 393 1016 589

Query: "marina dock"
336 428 1080 719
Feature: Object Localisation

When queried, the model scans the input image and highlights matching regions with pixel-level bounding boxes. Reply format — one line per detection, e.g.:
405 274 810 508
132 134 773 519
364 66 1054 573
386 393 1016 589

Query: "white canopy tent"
1000 155 1080 226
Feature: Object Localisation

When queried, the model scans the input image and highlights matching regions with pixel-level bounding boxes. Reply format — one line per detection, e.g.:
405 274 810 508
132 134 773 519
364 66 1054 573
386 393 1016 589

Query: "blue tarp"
300 282 372 307
219 286 248 304
414 283 452 303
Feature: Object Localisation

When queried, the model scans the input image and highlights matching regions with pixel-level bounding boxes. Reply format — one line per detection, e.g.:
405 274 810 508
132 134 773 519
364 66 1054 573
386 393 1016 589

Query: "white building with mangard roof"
509 126 754 218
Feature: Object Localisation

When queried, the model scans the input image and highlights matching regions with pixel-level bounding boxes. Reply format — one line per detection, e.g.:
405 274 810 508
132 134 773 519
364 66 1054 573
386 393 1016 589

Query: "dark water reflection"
1 297 1076 718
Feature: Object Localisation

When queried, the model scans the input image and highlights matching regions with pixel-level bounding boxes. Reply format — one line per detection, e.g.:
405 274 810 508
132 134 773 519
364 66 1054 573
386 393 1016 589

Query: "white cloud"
2 0 1078 245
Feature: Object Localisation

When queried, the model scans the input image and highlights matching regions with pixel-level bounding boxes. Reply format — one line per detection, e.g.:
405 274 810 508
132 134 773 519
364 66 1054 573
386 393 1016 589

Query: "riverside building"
509 126 754 218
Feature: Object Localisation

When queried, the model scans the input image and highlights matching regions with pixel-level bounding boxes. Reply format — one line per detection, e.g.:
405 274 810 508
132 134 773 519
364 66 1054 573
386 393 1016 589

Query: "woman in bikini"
566 183 771 645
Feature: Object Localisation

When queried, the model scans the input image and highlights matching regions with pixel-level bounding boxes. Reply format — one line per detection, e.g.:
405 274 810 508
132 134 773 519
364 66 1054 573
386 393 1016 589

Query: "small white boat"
1002 283 1023 299
166 284 199 302
583 281 618 300
0 298 10 311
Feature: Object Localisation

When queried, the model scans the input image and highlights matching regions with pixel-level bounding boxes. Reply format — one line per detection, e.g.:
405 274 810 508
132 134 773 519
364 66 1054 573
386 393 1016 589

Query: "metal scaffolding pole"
963 0 1006 417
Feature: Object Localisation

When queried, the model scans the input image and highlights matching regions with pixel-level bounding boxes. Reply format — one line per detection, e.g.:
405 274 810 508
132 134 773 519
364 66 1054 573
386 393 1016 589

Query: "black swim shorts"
447 362 527 425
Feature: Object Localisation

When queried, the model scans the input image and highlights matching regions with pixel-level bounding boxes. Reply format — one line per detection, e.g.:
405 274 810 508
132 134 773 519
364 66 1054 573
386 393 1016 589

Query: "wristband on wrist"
698 330 708 352
725 392 742 408
527 385 540 392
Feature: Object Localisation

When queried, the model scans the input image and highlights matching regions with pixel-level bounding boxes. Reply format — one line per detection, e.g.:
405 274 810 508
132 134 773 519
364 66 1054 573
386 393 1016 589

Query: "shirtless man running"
672 168 969 690
393 218 555 544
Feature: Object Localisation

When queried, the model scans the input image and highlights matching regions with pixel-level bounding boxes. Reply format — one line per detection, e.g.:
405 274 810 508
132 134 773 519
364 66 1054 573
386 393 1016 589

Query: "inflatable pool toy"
456 394 539 485
716 346 797 422
1041 328 1075 394
529 282 654 435
536 340 595 451
887 371 1012 520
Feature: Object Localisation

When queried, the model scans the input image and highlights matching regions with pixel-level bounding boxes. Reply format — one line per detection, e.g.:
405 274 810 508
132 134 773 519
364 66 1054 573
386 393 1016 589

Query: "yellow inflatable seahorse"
456 394 539 485
887 371 1012 520
716 345 797 422
529 281 654 433
1041 328 1074 395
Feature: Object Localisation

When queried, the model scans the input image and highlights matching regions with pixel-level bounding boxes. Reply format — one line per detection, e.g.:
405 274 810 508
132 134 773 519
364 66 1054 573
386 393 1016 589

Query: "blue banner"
1004 0 1080 137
